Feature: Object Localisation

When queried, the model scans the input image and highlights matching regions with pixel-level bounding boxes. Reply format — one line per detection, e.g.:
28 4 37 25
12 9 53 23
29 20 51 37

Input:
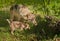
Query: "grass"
0 11 39 41
0 11 50 41
0 10 60 41
0 0 60 40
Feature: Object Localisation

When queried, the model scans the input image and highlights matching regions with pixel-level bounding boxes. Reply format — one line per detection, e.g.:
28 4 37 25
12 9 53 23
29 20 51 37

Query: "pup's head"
27 14 37 26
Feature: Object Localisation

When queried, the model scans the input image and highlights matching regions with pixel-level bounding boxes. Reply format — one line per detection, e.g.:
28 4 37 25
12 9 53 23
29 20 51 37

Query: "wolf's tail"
6 19 11 24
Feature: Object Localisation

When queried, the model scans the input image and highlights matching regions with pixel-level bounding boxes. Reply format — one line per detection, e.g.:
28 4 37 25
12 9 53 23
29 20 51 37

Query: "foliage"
0 0 60 41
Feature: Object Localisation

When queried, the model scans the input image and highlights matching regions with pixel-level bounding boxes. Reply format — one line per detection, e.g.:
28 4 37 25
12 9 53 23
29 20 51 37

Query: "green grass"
0 27 56 41
0 9 60 41
0 0 60 41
